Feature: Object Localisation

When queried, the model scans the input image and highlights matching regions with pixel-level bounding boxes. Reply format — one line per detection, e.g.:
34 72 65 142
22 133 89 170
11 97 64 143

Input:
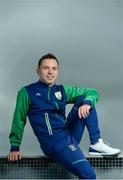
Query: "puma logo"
36 92 42 96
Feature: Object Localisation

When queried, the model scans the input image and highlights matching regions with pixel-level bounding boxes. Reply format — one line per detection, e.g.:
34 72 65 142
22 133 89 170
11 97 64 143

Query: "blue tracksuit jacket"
9 80 99 152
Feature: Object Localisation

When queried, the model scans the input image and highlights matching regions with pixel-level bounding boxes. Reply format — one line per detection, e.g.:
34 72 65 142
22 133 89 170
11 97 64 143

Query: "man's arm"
8 87 30 161
63 86 99 119
63 85 99 107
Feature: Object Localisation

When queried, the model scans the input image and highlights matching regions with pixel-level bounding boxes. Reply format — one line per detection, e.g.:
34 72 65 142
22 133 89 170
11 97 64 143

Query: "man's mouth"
46 76 54 79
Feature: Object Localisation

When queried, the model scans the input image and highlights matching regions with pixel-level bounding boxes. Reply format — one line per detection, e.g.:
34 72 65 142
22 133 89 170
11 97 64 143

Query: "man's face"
37 58 59 86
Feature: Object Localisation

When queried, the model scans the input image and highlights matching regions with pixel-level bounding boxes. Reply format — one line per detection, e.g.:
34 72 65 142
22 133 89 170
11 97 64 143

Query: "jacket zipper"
44 113 53 135
48 87 51 101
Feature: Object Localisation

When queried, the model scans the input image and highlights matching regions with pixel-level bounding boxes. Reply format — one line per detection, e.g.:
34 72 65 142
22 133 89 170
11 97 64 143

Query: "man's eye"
53 67 57 70
43 67 48 69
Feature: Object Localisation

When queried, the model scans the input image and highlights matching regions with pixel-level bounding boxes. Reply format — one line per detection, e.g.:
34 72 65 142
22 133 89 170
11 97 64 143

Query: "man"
8 53 120 179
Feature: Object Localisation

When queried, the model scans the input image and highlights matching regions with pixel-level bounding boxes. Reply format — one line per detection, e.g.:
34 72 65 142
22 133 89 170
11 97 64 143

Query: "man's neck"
39 79 55 87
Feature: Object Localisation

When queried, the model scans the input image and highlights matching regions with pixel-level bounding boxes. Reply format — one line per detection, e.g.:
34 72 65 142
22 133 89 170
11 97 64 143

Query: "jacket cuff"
83 100 92 107
10 146 20 152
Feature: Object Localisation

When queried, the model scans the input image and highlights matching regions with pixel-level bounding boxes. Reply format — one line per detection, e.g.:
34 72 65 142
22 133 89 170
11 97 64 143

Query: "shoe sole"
89 152 121 157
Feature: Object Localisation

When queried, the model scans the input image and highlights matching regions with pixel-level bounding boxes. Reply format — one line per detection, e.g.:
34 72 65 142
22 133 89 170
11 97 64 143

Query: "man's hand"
7 151 22 161
78 104 91 119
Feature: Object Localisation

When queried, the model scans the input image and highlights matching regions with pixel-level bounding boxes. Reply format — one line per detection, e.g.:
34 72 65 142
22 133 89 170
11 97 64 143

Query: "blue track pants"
41 96 101 179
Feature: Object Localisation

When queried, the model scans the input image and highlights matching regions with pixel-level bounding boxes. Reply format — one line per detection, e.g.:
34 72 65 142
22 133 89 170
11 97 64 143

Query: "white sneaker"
89 138 121 156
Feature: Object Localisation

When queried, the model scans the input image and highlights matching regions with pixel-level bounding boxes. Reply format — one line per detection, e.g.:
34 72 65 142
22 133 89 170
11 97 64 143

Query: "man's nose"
48 68 53 73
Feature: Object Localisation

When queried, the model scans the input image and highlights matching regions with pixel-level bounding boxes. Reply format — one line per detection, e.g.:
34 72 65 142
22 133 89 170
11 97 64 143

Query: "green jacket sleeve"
63 85 99 107
9 87 30 147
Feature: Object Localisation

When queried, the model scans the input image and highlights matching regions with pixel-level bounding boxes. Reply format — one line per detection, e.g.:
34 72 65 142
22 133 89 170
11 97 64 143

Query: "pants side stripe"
72 159 87 165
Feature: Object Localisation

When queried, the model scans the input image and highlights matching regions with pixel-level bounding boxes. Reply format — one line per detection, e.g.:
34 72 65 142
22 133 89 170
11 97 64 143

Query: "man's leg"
49 135 96 179
66 96 101 145
66 96 121 156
